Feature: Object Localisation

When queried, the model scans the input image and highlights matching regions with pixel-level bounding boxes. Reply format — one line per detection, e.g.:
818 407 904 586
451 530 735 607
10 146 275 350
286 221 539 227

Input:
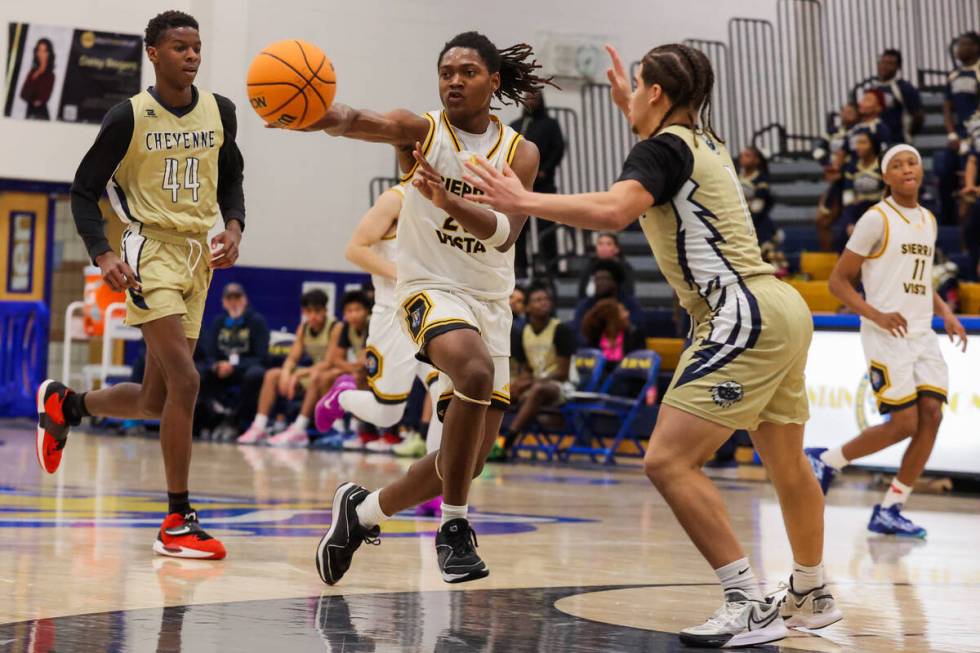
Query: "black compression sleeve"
69 101 133 263
215 94 246 229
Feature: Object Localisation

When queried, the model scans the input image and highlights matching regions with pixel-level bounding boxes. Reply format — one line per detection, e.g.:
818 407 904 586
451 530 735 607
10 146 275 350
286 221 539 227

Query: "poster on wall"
803 330 980 475
4 22 142 124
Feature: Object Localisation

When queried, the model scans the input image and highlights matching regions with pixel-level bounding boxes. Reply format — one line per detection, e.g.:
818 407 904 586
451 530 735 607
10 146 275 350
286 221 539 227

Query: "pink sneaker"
267 423 310 448
237 423 269 445
415 496 442 518
314 374 356 431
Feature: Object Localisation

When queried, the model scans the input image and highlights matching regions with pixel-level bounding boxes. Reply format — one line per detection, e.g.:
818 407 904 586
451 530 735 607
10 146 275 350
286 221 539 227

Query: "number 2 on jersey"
163 157 200 203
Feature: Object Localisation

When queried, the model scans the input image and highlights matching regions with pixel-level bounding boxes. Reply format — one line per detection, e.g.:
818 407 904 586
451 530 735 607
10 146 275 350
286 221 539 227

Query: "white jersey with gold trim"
371 185 404 311
395 110 523 301
849 198 937 335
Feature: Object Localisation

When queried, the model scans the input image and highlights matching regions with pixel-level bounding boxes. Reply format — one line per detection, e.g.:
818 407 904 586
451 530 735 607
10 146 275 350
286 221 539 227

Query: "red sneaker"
35 379 73 474
153 511 226 560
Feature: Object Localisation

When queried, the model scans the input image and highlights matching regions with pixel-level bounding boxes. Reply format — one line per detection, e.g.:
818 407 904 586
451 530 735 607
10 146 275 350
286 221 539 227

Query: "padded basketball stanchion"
0 302 50 418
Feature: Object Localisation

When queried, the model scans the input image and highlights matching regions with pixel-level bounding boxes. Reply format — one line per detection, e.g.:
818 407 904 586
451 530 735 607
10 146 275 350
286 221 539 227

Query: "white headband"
881 144 921 172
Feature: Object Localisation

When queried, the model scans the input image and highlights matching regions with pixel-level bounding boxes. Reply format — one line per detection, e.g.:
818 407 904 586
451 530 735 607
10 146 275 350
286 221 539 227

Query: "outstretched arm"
296 103 431 149
345 188 401 279
463 155 650 232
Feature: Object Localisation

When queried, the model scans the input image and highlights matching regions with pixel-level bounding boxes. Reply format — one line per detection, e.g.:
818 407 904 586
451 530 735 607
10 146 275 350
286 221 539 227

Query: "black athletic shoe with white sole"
316 482 380 585
435 518 489 583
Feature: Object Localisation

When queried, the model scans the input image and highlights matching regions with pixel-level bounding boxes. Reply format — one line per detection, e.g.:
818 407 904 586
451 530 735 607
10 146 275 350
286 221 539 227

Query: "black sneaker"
435 518 489 583
316 482 380 585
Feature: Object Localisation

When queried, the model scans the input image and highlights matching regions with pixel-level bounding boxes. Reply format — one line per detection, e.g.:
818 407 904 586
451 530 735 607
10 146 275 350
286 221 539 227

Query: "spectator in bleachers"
573 259 641 330
499 286 576 456
580 298 646 372
816 103 860 251
834 89 892 173
871 48 924 143
510 285 527 328
837 132 884 250
237 289 334 445
577 232 636 297
936 32 980 224
737 146 775 245
960 120 980 276
195 283 270 440
510 90 565 276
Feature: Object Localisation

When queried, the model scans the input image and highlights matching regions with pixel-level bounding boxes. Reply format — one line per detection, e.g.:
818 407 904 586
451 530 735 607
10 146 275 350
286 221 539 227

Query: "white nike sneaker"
679 590 788 648
777 580 844 630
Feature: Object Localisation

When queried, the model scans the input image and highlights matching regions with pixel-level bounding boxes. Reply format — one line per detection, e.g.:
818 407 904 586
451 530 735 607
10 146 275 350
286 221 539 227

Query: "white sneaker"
777 580 844 630
678 590 788 648
392 432 427 458
267 424 310 448
237 424 269 445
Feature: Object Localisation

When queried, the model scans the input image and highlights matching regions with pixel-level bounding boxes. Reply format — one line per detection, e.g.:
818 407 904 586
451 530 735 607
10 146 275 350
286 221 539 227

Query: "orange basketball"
246 40 336 130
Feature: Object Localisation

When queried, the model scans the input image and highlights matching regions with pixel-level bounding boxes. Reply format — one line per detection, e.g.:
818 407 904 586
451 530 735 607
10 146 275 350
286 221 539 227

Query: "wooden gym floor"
0 421 978 652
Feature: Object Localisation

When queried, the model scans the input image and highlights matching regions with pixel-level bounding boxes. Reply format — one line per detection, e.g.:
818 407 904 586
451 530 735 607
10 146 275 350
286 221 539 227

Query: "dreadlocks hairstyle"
438 31 556 108
638 43 721 144
144 10 199 48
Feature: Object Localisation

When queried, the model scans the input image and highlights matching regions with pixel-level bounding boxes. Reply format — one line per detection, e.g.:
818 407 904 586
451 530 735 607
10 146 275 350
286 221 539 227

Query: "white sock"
252 414 269 430
292 414 310 431
790 561 825 594
820 447 849 471
881 477 912 509
440 502 468 526
354 490 389 528
339 389 405 428
714 557 763 601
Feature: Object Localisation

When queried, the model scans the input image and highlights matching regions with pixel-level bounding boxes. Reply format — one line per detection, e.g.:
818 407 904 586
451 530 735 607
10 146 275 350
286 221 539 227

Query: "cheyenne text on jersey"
145 130 217 151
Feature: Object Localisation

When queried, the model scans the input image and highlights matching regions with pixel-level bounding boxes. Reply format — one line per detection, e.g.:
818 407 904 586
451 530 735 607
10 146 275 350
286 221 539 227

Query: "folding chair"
558 349 661 464
513 348 607 461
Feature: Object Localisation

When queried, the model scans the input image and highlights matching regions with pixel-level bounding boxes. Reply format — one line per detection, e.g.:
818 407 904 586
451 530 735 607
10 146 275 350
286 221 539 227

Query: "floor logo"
0 486 591 537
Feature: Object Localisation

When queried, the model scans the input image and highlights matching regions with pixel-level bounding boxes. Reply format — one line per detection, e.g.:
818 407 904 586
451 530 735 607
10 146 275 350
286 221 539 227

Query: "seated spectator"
509 285 528 381
577 232 636 298
816 103 859 251
961 120 980 274
738 146 776 245
837 132 884 250
936 32 980 224
870 48 924 143
195 283 270 440
834 89 892 173
573 259 641 330
237 289 334 445
498 286 576 456
580 298 646 373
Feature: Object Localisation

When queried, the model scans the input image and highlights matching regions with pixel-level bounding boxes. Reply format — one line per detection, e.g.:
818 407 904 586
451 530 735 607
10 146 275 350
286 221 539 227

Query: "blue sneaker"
803 448 837 495
867 504 927 538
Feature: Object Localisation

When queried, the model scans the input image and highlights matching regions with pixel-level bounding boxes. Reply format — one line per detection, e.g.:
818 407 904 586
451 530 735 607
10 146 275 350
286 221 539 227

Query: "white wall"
0 0 777 271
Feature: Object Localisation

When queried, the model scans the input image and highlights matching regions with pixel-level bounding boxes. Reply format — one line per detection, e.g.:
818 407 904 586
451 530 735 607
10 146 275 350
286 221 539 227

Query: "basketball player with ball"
257 32 548 585
35 10 245 560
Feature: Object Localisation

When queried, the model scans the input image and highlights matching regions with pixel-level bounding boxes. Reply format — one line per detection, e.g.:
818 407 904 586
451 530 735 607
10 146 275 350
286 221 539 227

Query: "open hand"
944 313 968 352
605 44 632 117
411 141 452 210
462 156 528 215
872 310 908 338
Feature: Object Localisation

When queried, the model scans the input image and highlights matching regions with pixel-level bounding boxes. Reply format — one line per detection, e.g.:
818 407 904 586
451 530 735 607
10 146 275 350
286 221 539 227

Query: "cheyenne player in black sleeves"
35 11 245 560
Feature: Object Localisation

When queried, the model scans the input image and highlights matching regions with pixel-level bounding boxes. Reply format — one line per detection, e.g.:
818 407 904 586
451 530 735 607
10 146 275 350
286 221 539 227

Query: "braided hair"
638 43 721 143
438 31 556 108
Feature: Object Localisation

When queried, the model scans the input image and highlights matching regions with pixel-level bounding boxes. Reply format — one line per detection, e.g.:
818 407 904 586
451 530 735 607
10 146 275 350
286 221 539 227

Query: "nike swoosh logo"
737 568 749 575
749 609 778 629
166 527 193 536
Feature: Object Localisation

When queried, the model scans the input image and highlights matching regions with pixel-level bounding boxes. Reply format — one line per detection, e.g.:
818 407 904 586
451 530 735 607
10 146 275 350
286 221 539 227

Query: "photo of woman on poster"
19 38 56 120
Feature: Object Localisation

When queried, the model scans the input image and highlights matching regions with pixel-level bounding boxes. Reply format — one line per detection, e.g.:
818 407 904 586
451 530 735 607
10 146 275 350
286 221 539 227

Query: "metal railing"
581 83 636 192
777 0 827 141
683 39 736 147
728 18 784 156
